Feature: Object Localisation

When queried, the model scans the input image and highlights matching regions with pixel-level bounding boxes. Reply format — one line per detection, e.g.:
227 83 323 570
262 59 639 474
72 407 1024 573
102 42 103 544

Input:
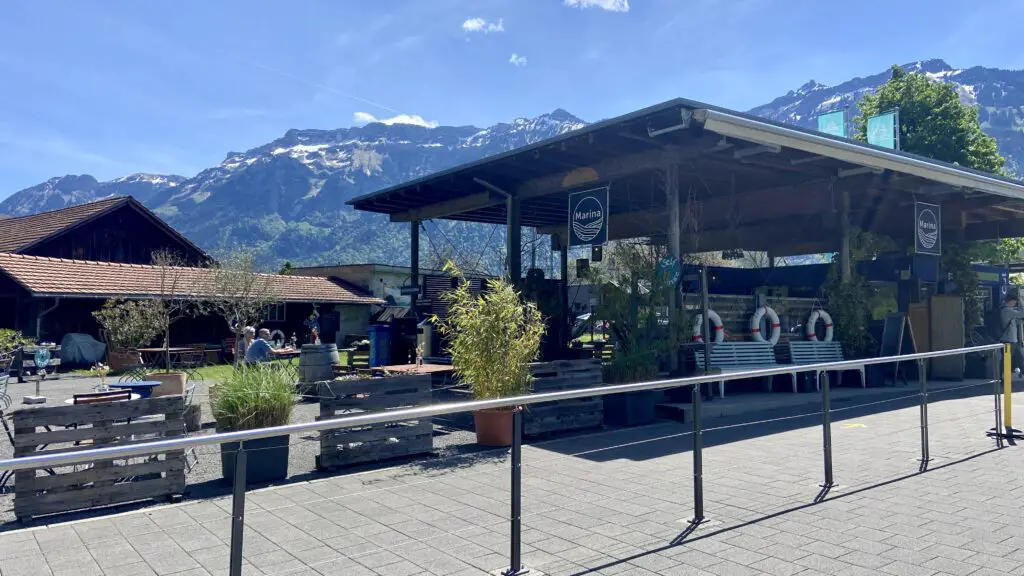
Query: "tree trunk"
164 324 171 374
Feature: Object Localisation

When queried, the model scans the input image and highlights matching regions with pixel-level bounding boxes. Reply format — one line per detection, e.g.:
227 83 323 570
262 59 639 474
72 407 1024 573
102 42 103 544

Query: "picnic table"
136 347 193 369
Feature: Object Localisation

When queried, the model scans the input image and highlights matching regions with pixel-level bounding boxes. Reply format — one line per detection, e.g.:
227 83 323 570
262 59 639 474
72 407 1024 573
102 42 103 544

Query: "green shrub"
212 365 294 431
434 262 546 400
0 329 33 355
91 298 162 351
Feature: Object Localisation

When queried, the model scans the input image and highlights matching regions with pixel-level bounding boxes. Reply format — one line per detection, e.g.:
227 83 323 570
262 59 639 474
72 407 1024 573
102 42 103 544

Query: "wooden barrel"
299 344 340 384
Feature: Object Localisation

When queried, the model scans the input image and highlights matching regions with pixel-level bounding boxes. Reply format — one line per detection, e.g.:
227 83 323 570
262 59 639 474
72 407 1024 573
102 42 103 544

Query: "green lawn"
68 351 349 382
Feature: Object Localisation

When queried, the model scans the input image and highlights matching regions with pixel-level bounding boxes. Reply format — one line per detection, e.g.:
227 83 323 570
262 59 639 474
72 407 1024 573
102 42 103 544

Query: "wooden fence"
13 396 186 523
525 358 604 437
316 374 432 469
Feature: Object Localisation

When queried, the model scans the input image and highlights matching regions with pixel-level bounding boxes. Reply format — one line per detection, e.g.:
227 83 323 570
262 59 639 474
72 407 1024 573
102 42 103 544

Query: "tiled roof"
0 197 130 252
0 253 384 305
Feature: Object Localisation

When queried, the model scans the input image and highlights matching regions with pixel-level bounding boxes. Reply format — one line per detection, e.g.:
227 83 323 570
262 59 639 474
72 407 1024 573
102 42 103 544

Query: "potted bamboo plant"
91 298 163 373
212 364 295 484
434 262 545 447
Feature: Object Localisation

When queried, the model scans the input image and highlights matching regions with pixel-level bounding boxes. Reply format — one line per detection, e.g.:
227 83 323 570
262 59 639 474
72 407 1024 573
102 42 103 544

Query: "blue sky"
1 0 1022 198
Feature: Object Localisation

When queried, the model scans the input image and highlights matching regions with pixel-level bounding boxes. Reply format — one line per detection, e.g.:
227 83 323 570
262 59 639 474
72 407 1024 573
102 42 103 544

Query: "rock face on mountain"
748 59 1024 174
2 60 1021 264
0 173 185 218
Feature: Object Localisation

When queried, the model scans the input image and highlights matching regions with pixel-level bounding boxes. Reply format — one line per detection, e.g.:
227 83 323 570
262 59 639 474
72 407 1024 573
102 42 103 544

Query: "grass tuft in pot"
212 364 295 432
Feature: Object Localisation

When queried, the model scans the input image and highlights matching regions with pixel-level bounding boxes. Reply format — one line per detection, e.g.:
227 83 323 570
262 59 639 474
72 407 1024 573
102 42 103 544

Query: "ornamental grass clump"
434 262 546 400
212 364 294 432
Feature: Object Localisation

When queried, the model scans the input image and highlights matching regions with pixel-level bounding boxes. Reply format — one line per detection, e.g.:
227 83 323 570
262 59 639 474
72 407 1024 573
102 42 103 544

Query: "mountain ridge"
3 59 1021 267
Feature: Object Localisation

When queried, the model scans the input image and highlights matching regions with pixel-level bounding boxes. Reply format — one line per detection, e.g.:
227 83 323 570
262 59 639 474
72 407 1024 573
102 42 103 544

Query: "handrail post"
992 347 1004 447
690 382 705 524
229 446 247 576
503 408 525 576
918 359 929 464
820 370 833 487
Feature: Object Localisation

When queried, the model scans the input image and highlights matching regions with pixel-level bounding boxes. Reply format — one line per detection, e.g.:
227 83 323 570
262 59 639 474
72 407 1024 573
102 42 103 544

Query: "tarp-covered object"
59 333 107 366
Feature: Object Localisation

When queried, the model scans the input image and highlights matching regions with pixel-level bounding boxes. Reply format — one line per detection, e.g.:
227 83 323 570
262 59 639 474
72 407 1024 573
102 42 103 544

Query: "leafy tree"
205 250 280 365
91 299 163 352
278 261 293 275
854 65 1006 175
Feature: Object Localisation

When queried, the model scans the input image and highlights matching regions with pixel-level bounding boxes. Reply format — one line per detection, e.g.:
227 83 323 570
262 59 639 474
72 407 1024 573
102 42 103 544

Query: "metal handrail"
0 343 1002 473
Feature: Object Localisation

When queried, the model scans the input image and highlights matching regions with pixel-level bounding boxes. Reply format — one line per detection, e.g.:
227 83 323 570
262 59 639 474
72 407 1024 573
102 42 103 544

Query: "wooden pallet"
316 374 432 469
525 358 604 437
13 396 186 523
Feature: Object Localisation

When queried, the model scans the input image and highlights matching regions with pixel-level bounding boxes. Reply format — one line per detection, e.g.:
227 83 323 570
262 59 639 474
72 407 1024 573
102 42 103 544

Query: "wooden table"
137 347 194 369
375 363 456 388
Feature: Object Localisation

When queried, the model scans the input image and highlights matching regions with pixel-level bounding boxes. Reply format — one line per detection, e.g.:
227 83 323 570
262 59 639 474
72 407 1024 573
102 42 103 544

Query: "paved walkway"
0 390 1019 576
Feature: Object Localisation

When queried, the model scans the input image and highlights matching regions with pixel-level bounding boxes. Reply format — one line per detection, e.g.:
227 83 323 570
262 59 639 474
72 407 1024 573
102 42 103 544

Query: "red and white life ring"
750 306 781 345
693 310 725 343
806 309 834 342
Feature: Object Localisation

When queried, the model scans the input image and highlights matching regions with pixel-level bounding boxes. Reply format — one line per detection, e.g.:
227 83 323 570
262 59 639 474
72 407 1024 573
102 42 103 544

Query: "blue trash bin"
368 324 392 367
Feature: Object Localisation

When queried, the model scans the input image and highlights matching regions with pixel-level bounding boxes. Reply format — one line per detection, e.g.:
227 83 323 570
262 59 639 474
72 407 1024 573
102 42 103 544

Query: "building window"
265 303 286 322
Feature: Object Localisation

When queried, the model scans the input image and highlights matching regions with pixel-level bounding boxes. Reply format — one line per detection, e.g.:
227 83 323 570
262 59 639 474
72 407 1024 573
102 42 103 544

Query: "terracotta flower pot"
107 350 142 373
473 407 518 447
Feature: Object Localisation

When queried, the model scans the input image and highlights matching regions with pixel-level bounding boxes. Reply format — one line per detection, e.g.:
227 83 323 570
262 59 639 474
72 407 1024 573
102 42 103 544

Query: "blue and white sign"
816 110 846 138
867 109 900 150
568 186 609 247
914 202 941 256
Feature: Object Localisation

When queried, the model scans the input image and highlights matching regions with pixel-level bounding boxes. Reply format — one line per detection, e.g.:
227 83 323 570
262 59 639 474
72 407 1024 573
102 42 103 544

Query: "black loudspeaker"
576 258 590 278
591 244 603 262
551 234 562 251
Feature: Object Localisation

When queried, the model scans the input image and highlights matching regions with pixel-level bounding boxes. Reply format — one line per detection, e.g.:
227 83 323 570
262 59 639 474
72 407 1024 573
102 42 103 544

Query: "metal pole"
228 446 247 576
820 370 834 487
691 382 704 524
918 359 929 463
690 265 709 524
993 348 1004 447
504 409 524 576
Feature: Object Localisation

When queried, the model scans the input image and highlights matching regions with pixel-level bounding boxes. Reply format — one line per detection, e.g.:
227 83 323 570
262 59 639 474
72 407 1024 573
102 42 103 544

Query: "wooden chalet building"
0 197 383 348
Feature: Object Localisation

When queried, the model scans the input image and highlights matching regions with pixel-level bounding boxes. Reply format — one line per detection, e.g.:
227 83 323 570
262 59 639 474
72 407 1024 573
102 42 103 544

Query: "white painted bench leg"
859 367 866 388
719 380 725 398
790 372 797 393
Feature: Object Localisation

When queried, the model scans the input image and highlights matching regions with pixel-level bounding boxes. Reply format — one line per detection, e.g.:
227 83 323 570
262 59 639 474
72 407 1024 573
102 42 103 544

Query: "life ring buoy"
269 329 286 346
806 309 834 342
693 310 725 343
750 306 781 345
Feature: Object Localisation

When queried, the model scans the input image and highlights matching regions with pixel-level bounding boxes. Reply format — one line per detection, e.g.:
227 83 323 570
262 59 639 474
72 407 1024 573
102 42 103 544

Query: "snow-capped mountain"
0 173 185 217
748 59 1024 174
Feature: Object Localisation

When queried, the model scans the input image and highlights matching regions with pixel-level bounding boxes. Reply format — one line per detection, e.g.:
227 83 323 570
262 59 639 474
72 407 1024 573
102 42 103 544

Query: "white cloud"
462 17 504 33
508 53 528 67
352 111 438 128
564 0 629 12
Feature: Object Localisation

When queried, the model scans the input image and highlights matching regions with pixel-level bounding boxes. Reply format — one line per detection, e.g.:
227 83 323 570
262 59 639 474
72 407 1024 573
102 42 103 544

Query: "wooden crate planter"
524 358 604 437
13 396 186 523
316 374 432 469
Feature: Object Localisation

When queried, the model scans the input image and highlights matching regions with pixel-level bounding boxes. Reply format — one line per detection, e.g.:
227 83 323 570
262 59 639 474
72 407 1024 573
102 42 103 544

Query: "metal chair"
173 348 207 382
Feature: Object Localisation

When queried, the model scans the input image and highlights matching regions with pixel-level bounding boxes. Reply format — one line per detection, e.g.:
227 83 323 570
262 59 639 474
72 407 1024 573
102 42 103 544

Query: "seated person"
245 328 282 363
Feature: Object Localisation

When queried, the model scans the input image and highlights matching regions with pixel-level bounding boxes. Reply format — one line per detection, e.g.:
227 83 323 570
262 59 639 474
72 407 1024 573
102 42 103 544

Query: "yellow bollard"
1004 343 1013 431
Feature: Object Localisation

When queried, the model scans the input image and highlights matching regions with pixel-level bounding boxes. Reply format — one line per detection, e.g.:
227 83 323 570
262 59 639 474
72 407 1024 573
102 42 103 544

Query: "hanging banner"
914 202 941 256
568 186 609 247
816 110 846 138
867 109 900 150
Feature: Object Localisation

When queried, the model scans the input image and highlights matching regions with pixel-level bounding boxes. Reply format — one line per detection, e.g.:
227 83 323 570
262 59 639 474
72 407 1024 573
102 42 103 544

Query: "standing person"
1000 292 1024 377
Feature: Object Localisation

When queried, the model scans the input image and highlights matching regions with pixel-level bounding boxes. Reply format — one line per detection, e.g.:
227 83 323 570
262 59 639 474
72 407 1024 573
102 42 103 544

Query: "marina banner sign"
914 201 941 256
568 186 609 247
815 110 847 138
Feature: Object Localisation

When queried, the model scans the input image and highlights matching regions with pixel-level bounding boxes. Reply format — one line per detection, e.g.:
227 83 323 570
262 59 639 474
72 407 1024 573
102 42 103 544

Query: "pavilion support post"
410 221 420 309
559 236 570 356
666 164 681 372
507 194 522 285
768 249 776 269
839 187 851 283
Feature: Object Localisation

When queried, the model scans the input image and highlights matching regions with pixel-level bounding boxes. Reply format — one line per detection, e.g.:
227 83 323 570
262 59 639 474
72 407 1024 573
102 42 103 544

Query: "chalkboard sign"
878 313 917 384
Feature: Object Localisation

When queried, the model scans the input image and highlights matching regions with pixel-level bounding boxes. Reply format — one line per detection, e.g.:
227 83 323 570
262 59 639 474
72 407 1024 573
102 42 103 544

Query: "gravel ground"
0 374 486 530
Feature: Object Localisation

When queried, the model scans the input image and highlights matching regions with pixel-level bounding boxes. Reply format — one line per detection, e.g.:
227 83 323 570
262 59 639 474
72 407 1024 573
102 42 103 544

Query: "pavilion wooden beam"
390 145 720 223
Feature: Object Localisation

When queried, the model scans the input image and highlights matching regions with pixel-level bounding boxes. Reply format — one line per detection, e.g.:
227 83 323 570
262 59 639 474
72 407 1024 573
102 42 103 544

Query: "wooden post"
507 195 522 284
410 221 420 309
840 187 851 282
667 164 681 372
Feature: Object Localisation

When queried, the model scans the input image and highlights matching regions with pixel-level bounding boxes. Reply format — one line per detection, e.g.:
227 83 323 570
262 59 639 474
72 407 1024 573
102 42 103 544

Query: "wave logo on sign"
572 195 605 243
917 207 938 250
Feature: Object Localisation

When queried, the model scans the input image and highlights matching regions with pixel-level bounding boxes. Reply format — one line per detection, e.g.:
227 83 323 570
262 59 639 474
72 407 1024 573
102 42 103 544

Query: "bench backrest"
789 341 845 365
695 342 778 369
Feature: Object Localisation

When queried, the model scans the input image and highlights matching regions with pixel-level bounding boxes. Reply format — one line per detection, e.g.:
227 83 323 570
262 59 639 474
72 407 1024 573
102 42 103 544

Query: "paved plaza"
0 388 1020 576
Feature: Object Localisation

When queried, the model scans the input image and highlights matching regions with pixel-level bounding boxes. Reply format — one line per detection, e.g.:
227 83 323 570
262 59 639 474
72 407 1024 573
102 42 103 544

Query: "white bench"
788 341 865 389
695 342 796 398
